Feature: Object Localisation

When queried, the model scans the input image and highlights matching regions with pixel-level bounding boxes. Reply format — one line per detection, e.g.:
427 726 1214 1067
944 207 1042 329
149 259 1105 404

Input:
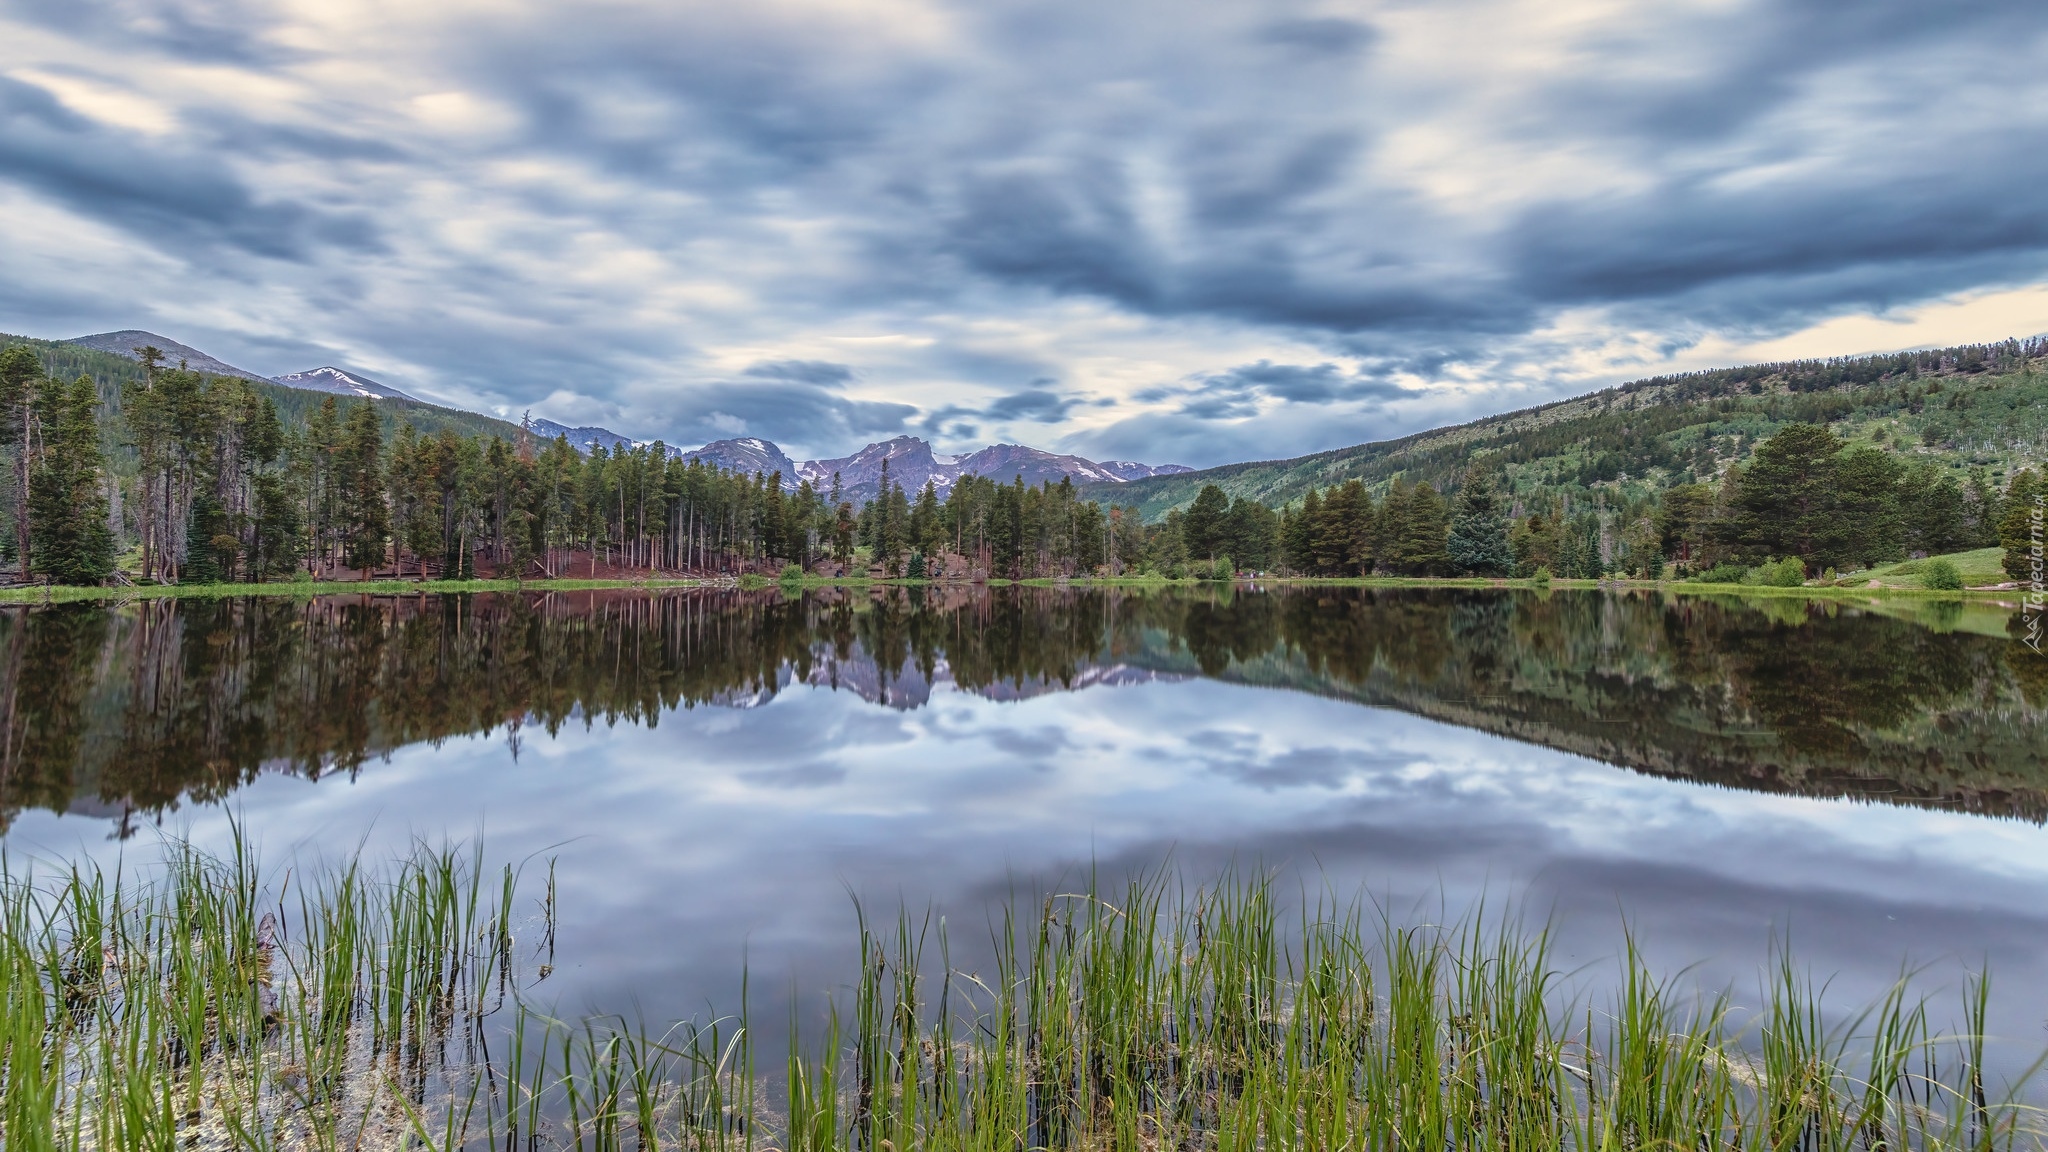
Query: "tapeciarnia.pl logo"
2026 492 2044 654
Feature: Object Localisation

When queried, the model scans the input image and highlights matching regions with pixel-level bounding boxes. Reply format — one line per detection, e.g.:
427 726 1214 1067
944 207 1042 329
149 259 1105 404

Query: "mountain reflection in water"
0 586 2042 833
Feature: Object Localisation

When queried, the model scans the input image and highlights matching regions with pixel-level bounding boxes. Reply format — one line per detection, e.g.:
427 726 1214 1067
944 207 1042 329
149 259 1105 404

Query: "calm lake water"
4 586 2047 1059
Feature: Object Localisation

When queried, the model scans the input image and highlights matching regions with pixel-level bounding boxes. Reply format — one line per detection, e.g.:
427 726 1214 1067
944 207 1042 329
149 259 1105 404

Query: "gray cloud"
664 382 919 454
1113 361 1417 437
914 383 1093 444
983 386 1084 422
8 0 299 66
0 75 378 264
1255 17 1377 58
744 360 856 386
1203 361 1412 407
3 0 2045 466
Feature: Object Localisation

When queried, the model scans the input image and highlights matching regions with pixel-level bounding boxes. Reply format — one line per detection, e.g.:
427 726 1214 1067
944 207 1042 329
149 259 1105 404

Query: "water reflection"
6 586 2048 1075
1 586 2041 832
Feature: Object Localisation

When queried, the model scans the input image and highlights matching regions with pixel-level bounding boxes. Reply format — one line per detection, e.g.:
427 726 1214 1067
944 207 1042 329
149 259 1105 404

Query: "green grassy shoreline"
0 572 2029 605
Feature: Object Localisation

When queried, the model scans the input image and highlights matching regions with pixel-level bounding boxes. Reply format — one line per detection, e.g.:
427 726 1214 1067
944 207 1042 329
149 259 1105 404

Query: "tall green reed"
2 841 2038 1152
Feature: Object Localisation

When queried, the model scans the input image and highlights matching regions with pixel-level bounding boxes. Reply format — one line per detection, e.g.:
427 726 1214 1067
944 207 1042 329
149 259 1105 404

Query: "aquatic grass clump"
796 876 2039 1152
1 843 2039 1151
0 836 553 1150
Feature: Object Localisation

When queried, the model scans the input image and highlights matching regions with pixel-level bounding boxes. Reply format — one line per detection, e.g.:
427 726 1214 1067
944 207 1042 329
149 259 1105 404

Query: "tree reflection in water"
0 586 2042 833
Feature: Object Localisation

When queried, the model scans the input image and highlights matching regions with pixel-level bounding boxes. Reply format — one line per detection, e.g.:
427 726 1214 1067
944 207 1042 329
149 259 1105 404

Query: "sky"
2 0 2046 467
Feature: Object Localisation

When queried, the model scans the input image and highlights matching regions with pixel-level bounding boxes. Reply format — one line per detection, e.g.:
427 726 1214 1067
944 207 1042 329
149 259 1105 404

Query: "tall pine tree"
28 375 115 585
1181 484 1231 560
336 402 388 576
1445 470 1515 576
0 345 42 574
2002 469 2041 584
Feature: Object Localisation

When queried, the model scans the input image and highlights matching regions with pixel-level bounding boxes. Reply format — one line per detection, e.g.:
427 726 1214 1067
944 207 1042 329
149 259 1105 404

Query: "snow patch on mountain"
273 366 419 402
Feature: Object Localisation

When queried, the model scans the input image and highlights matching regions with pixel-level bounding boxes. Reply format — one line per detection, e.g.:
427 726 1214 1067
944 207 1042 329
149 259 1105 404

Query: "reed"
1 841 2037 1151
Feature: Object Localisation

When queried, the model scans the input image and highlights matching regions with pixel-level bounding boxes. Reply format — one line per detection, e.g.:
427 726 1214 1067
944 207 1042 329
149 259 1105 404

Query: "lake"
3 585 2046 1062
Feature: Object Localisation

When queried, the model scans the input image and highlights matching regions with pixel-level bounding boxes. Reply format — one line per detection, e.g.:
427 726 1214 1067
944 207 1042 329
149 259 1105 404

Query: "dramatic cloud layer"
3 0 2046 464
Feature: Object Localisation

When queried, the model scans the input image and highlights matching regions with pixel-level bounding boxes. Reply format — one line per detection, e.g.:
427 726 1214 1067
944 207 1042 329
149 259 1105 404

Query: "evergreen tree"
1723 423 1912 570
1181 484 1231 559
1729 424 1839 564
1282 489 1320 573
1445 470 1514 576
762 473 789 561
1827 446 1904 568
2002 469 2042 583
182 494 230 583
1654 484 1713 571
1225 496 1279 571
1146 509 1189 575
0 345 42 574
794 478 822 567
1561 513 1604 579
336 402 388 575
878 478 911 576
1376 480 1412 574
1072 499 1106 572
1343 485 1376 574
1312 482 1362 574
1965 469 2003 547
249 472 301 580
832 501 856 567
27 375 115 585
1389 481 1450 575
304 396 344 571
911 480 944 559
388 421 426 576
990 480 1024 577
1510 511 1555 576
1899 462 1969 556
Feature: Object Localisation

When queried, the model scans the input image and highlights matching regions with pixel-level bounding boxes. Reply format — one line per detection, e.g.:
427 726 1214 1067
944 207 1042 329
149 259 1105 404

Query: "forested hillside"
0 325 2041 588
0 335 825 585
1089 339 2048 520
0 333 527 450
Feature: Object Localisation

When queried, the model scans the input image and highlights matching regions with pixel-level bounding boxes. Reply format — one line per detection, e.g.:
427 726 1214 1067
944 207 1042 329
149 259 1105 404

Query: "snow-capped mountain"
272 366 419 402
953 444 1126 486
785 435 1189 500
525 417 642 453
682 437 799 478
797 435 951 497
65 331 274 384
1098 460 1195 481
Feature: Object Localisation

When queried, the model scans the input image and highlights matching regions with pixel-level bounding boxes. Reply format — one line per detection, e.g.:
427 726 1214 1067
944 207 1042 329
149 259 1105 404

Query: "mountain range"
56 330 1191 496
789 436 1188 501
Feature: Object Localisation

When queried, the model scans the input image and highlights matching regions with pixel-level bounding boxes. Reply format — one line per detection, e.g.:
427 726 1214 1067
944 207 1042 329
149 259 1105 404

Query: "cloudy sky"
2 0 2045 466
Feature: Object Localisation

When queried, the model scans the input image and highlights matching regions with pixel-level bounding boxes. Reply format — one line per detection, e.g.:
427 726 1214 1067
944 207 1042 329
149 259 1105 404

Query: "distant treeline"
1252 425 2039 581
0 339 2042 585
0 343 873 583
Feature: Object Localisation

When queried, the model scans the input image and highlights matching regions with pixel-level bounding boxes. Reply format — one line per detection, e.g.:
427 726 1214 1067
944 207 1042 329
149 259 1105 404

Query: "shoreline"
0 572 2025 604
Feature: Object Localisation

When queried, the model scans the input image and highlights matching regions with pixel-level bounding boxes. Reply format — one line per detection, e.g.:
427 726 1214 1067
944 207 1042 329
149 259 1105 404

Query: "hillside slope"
66 330 274 384
1 332 528 448
1085 339 2048 519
